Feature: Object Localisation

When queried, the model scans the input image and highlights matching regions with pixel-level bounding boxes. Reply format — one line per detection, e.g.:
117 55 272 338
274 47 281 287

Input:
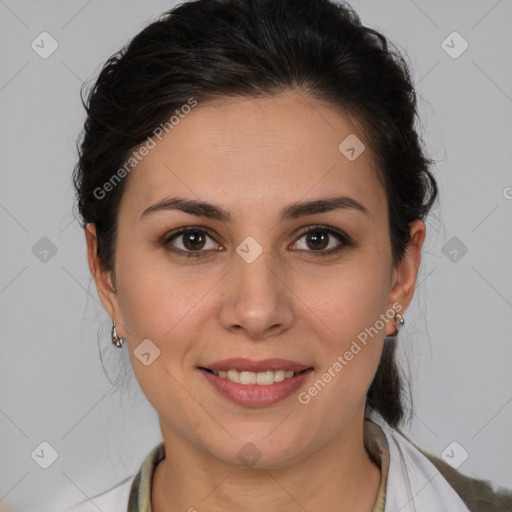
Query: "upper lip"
199 358 313 373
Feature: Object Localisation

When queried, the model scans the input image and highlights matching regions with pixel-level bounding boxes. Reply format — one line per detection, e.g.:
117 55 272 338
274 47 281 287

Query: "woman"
70 0 512 510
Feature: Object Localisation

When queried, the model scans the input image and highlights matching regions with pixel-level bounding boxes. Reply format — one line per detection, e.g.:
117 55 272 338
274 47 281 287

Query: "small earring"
395 312 404 327
389 313 405 338
111 321 126 348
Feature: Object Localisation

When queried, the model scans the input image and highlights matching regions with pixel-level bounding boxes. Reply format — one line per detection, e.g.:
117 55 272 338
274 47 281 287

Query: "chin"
203 426 310 469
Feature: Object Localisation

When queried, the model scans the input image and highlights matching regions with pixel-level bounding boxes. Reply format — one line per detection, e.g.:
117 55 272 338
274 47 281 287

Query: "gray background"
0 0 511 510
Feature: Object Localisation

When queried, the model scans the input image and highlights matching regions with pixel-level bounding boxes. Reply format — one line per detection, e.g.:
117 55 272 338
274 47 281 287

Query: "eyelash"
160 225 352 258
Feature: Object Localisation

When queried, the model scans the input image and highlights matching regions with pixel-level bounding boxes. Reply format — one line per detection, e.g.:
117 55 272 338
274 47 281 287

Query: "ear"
85 223 128 338
385 219 426 336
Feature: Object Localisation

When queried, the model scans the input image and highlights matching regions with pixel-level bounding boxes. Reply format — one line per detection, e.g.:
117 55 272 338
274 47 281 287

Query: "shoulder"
67 475 134 512
395 423 512 512
417 448 512 512
67 442 164 512
365 407 512 512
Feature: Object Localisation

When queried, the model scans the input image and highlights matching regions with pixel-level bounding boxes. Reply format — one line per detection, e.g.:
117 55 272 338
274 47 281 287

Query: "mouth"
197 363 314 407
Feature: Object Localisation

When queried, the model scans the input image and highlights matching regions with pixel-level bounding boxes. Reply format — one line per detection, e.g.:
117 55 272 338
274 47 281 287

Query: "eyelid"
160 224 352 257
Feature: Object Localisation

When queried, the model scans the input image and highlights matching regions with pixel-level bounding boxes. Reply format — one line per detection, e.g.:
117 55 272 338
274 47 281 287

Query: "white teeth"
227 369 240 383
240 371 257 385
273 370 286 382
256 370 276 385
211 369 300 385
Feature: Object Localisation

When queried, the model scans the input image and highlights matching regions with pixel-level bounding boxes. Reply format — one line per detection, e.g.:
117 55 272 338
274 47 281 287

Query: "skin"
86 89 425 512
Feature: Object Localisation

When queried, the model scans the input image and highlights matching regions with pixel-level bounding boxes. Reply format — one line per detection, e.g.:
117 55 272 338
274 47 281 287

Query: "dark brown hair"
73 0 438 428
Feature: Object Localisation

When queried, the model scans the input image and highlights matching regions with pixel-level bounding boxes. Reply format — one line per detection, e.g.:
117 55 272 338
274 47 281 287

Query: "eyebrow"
140 195 369 223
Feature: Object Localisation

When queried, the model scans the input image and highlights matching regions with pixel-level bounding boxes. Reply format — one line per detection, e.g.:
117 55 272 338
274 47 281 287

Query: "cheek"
306 252 392 393
118 269 198 416
316 256 392 340
115 245 193 335
297 273 389 427
115 250 215 393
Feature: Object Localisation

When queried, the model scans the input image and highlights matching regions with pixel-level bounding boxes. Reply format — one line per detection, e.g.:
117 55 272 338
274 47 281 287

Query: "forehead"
119 90 385 222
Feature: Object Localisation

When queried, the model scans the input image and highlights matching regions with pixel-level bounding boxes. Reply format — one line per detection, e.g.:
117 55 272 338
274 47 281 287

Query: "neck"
152 408 382 512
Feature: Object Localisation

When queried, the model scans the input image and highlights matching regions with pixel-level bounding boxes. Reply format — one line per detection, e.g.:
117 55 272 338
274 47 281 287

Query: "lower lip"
199 368 314 407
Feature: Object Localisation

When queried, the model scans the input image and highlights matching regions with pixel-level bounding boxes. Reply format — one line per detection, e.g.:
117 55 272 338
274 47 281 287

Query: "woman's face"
88 89 424 467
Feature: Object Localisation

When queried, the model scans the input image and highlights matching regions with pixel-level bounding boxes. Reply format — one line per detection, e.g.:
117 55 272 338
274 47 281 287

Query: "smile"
198 367 314 407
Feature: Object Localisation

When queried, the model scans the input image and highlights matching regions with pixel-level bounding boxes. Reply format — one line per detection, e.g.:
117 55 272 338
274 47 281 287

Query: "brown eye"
163 227 219 257
303 231 329 250
181 231 207 251
292 226 351 256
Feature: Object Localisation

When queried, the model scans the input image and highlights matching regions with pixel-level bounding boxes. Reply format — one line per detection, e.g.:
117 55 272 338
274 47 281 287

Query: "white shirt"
68 475 133 511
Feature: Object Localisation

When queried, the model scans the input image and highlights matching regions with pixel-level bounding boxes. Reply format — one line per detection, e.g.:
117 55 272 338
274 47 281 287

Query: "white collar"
366 407 471 511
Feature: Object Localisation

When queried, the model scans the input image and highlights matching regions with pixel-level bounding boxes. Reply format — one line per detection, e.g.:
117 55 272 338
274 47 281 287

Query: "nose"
218 250 295 340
